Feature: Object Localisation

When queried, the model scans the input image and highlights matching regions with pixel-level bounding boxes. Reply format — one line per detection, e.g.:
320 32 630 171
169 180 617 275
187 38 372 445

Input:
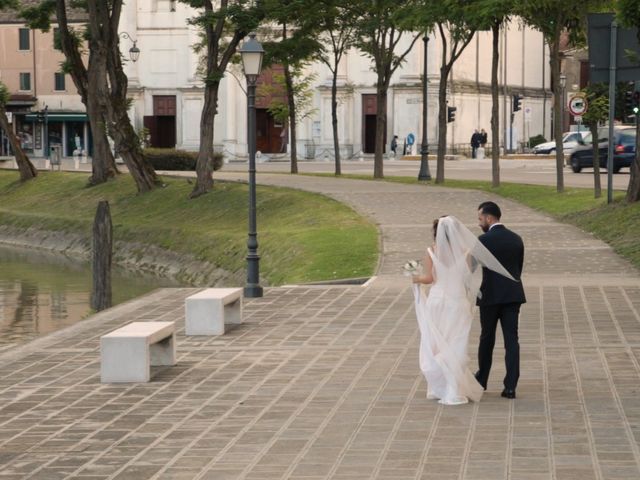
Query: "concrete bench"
185 288 243 336
100 321 176 383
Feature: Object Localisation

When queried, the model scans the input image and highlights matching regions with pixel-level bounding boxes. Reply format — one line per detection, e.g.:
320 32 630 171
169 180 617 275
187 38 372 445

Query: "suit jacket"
477 224 526 307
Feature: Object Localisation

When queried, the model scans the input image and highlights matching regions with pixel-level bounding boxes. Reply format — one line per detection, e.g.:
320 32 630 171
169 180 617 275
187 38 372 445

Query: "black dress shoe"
474 372 487 391
501 389 516 399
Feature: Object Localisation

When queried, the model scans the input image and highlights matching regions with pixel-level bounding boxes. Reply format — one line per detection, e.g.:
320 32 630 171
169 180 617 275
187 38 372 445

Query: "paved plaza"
1 174 640 479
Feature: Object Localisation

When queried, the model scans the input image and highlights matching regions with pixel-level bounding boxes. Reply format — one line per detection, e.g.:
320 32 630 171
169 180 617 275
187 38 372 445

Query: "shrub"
143 148 224 171
528 135 547 149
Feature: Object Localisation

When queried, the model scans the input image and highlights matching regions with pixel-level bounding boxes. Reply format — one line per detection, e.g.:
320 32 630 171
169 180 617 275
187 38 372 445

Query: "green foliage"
0 82 9 108
181 0 264 73
528 134 547 148
19 0 56 32
261 0 323 72
617 0 640 40
309 0 359 71
351 0 421 77
518 0 609 47
472 0 516 29
582 83 609 126
142 149 223 172
259 69 317 123
0 172 378 285
0 0 18 10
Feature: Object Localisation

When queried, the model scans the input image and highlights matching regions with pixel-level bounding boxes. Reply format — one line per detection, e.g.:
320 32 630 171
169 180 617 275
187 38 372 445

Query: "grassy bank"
0 171 378 285
310 173 639 271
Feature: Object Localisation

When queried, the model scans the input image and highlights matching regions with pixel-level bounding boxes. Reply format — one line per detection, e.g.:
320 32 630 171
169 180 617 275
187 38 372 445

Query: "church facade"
122 1 552 160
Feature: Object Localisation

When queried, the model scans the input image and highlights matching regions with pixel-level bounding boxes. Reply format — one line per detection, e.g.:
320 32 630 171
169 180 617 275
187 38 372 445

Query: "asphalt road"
223 156 631 191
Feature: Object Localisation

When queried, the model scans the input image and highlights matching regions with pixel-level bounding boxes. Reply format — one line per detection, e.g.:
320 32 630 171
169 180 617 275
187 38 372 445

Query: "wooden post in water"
91 201 112 311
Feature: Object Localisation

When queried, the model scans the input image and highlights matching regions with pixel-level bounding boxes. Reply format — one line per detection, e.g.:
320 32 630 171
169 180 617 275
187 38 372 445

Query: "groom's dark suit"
476 224 525 392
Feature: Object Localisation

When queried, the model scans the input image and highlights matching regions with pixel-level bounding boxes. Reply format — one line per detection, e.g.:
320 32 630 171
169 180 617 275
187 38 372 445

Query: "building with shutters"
0 5 89 158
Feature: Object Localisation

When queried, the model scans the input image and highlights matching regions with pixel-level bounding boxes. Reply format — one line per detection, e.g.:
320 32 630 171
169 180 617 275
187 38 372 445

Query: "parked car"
568 126 636 173
532 131 589 154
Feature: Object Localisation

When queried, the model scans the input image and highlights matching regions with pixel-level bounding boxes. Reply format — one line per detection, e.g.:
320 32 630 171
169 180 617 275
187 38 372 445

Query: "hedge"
143 148 224 171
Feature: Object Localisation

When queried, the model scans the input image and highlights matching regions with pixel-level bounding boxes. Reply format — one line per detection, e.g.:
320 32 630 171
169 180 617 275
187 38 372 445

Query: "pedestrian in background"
470 130 481 159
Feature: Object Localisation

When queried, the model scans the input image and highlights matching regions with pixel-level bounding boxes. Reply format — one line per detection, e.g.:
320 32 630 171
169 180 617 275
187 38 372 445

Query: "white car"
532 131 589 154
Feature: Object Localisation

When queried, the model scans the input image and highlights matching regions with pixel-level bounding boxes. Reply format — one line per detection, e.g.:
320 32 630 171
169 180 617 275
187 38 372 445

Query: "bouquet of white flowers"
402 259 422 277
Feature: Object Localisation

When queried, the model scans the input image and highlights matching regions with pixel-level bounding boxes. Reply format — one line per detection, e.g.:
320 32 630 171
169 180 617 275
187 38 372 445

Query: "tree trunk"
550 26 564 193
86 64 118 186
626 118 640 202
589 123 602 199
56 0 118 186
490 21 500 188
87 0 158 194
0 109 37 181
331 69 341 175
107 101 159 193
91 200 112 312
436 64 449 184
374 80 387 179
191 81 220 197
284 63 298 174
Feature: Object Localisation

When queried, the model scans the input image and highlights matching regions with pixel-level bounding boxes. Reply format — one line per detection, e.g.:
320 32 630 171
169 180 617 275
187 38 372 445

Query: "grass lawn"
309 172 640 271
0 171 378 285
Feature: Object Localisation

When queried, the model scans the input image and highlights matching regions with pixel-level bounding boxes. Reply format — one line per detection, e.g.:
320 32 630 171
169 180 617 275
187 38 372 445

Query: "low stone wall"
0 225 243 287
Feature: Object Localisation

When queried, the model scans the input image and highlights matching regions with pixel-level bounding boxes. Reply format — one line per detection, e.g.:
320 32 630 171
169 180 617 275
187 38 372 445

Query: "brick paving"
1 174 640 479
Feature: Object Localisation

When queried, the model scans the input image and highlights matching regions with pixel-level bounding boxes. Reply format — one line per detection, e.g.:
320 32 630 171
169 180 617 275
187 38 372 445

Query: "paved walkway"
1 174 640 479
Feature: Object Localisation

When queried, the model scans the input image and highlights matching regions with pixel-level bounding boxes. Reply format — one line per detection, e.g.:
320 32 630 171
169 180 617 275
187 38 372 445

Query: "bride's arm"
412 252 434 284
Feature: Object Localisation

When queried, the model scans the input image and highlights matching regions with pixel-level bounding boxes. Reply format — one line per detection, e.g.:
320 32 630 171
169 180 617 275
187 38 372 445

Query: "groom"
475 201 526 399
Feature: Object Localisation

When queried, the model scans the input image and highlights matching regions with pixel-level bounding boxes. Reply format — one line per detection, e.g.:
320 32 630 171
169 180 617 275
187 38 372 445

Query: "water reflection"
0 245 180 348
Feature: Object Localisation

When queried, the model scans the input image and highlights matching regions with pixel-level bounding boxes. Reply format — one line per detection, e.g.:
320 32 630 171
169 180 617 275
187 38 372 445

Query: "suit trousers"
477 303 521 391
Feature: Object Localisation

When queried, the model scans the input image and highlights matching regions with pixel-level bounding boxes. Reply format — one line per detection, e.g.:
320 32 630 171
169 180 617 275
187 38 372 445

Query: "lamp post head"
119 32 140 62
240 32 264 81
129 41 140 63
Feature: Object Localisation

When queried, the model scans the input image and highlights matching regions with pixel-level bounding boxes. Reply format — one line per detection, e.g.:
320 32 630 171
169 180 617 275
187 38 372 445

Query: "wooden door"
256 109 283 153
153 96 176 116
362 94 384 154
150 96 177 148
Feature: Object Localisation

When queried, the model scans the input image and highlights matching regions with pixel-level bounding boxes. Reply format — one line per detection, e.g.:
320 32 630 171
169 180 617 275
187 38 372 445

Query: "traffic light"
513 94 522 112
633 92 640 115
447 106 457 123
624 86 634 114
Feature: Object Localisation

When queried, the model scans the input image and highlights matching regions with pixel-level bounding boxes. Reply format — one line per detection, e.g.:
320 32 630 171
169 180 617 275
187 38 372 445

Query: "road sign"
6 112 12 123
568 94 588 116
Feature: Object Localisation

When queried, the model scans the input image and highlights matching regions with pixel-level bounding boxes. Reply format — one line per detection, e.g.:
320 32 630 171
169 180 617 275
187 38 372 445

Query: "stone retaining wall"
0 225 242 287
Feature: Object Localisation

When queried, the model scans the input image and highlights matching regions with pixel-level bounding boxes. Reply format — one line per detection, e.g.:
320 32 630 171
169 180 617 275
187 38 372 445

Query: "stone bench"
100 321 176 383
185 288 243 336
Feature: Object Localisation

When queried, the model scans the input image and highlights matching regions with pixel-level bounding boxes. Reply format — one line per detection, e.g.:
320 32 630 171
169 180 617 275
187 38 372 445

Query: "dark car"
568 126 636 173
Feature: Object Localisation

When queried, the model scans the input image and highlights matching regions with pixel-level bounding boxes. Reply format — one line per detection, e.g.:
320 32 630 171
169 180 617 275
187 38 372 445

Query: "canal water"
0 244 180 351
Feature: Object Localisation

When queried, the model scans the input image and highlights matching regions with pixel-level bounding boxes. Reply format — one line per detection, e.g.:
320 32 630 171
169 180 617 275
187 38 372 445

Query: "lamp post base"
244 285 263 298
418 145 431 181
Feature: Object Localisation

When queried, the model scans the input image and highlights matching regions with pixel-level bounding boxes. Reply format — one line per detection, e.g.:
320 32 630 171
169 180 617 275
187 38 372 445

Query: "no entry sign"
568 94 588 116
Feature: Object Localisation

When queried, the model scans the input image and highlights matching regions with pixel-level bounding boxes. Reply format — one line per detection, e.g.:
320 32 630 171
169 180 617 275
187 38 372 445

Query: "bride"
411 215 515 405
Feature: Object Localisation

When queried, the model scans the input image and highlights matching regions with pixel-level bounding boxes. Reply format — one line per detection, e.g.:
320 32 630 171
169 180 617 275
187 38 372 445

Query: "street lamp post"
240 33 265 298
418 35 432 181
559 73 567 133
119 32 140 62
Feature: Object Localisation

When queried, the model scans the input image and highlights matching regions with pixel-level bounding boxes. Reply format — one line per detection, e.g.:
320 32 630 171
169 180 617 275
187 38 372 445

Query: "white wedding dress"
412 216 514 405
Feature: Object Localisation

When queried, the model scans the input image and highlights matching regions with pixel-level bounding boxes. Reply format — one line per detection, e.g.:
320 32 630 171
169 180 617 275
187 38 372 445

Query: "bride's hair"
433 215 448 240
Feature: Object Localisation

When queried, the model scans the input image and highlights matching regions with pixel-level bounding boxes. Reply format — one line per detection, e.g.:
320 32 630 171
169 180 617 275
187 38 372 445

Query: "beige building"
0 7 88 158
